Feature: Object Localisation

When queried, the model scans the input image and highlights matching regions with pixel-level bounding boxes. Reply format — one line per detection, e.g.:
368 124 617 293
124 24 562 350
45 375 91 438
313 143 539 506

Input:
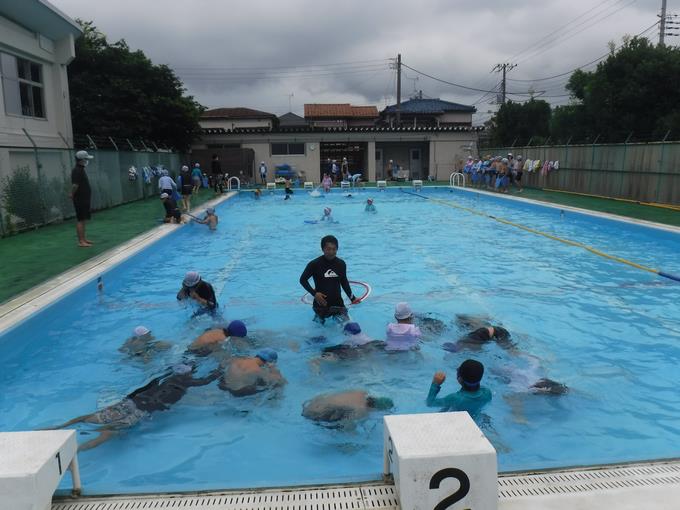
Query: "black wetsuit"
127 369 219 413
443 326 513 352
299 256 355 321
177 280 218 314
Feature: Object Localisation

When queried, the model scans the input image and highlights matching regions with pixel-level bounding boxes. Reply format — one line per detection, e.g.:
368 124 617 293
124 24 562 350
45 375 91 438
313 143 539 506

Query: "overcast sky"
52 0 668 124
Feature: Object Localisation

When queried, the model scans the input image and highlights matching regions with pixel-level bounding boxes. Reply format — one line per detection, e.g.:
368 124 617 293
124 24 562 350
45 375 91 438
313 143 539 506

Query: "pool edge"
0 192 237 333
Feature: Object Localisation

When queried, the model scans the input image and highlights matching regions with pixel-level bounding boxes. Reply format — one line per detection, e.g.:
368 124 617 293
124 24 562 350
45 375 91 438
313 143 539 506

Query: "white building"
0 0 82 148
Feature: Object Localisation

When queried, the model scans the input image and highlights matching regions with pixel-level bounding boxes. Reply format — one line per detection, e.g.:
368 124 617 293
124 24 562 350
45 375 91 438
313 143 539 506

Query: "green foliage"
488 37 680 144
1 166 44 226
571 37 680 141
490 99 551 146
69 20 204 150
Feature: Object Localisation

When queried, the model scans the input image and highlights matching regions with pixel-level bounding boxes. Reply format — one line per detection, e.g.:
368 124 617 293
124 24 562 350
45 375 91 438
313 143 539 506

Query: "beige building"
0 0 81 148
200 107 278 132
194 125 481 183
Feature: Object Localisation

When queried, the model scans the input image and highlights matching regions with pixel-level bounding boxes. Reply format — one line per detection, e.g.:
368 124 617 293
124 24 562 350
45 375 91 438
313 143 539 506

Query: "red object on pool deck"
301 280 371 305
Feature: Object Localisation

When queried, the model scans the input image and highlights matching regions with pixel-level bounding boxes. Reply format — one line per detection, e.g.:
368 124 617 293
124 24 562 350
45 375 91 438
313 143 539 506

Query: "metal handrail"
449 172 466 187
227 176 241 191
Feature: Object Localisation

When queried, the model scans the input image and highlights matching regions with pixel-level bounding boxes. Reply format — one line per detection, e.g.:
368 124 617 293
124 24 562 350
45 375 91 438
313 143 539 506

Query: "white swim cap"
134 326 150 336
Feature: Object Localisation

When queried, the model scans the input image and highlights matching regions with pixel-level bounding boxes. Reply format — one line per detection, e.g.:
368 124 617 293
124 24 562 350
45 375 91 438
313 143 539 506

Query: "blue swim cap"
227 320 247 338
256 348 278 363
343 322 362 335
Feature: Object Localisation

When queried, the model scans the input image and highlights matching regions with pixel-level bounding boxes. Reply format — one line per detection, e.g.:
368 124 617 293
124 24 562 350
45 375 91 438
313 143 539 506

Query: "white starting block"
303 181 314 190
340 181 350 190
266 182 276 190
377 180 387 190
384 413 497 510
0 430 81 510
413 179 423 191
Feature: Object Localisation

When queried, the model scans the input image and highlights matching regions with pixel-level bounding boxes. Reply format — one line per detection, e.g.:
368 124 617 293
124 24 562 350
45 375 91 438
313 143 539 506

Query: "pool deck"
0 192 235 333
50 459 680 510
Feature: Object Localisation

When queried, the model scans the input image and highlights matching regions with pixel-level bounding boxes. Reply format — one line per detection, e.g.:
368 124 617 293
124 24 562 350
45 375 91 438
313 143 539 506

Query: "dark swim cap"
531 378 568 395
458 359 484 387
366 396 394 410
226 320 247 337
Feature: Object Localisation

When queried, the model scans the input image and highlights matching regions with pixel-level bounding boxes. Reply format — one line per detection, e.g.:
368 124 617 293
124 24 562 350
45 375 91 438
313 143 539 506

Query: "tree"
562 37 680 142
68 21 204 150
489 99 551 146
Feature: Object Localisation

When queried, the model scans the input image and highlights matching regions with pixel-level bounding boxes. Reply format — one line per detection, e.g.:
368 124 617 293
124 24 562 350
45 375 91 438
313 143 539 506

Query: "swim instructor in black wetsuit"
299 235 359 323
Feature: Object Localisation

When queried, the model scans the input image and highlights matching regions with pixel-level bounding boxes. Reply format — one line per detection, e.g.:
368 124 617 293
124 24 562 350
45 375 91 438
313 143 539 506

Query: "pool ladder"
227 176 240 191
449 172 466 188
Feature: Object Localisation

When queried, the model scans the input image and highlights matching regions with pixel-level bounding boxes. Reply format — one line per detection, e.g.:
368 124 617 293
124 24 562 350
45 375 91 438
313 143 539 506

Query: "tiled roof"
202 107 277 120
201 125 484 135
383 98 476 115
304 104 379 118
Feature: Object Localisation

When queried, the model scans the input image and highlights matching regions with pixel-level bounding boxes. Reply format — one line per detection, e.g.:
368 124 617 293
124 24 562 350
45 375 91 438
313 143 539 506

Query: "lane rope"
401 189 680 283
301 280 372 305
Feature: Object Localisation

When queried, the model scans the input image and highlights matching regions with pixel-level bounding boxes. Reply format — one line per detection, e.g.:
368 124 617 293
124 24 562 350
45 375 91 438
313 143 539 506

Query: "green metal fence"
0 145 183 236
483 141 680 205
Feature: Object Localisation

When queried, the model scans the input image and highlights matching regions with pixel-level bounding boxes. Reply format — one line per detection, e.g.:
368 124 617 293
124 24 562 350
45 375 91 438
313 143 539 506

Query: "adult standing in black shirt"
299 235 358 323
70 150 94 247
211 154 222 193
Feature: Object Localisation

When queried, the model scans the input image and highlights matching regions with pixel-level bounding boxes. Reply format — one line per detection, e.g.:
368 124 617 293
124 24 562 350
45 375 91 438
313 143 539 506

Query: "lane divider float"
401 189 680 283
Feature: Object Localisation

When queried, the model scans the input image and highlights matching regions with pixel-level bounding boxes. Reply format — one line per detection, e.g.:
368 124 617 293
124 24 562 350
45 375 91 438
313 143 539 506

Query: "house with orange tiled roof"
304 103 379 128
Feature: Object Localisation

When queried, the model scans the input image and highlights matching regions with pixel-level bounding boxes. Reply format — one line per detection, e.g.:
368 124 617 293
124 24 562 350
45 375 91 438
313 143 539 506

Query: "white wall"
241 141 321 182
438 112 473 125
0 15 75 148
429 135 479 180
199 118 273 130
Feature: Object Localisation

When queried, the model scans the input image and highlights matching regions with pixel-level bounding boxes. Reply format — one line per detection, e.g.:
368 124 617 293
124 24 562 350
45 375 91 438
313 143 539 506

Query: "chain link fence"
0 140 183 236
481 140 680 205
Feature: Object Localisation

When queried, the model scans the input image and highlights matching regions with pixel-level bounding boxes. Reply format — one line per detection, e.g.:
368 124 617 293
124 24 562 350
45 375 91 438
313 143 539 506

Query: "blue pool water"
1 188 680 495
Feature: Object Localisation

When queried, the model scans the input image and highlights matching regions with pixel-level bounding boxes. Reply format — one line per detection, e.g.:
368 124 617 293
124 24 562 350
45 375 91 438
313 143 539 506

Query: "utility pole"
492 63 517 104
660 0 668 45
396 53 402 125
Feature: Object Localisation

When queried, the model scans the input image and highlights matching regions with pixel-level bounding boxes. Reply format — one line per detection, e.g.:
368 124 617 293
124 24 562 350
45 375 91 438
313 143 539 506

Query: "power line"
514 0 637 65
400 62 534 95
505 20 660 83
507 0 624 62
173 58 391 71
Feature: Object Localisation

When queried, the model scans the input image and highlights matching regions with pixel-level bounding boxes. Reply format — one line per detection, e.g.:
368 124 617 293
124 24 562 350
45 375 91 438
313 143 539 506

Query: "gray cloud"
52 0 664 120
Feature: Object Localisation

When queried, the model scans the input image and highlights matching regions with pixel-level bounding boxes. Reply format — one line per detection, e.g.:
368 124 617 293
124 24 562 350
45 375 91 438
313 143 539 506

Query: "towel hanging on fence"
128 166 138 181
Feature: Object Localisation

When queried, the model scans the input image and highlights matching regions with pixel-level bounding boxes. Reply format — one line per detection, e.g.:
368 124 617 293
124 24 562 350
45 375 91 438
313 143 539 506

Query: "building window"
1 53 45 118
271 143 305 155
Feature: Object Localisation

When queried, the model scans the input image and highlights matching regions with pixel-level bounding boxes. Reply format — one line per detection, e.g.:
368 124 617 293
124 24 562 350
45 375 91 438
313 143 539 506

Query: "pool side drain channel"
50 460 680 509
498 460 680 499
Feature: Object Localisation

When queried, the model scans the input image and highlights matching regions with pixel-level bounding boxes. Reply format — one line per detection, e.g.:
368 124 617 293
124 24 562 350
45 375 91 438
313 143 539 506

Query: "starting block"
413 179 423 191
304 181 314 190
0 430 82 510
384 413 497 510
266 182 276 190
377 180 387 190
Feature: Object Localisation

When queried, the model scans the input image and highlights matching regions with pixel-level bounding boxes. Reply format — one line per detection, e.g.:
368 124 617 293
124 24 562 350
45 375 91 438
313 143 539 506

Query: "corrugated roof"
383 98 476 115
278 112 308 126
202 107 277 120
304 104 379 118
201 125 484 135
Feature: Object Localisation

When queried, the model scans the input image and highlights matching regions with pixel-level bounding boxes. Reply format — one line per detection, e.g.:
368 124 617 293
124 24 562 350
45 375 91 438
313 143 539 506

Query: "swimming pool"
1 187 679 495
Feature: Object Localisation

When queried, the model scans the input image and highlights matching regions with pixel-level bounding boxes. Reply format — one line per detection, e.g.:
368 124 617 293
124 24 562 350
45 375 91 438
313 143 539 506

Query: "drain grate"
499 460 680 499
52 485 369 510
52 461 680 509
